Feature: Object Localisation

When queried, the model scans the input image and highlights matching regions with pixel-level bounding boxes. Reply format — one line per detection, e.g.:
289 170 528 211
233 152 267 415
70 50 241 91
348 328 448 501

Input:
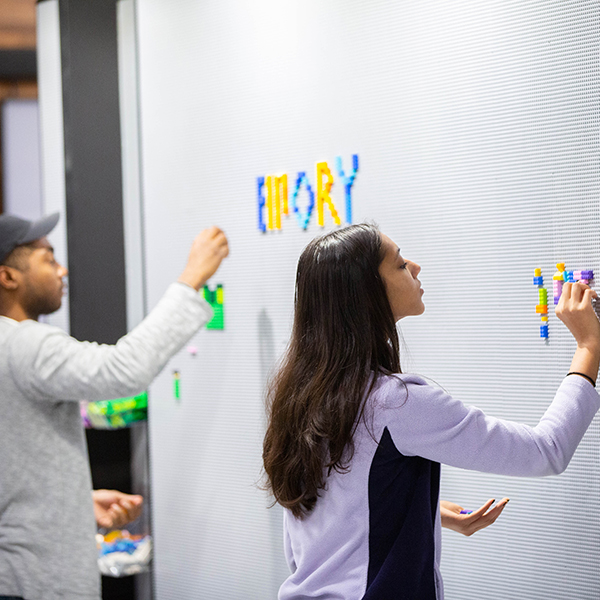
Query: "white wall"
36 0 70 333
2 99 43 221
135 1 600 598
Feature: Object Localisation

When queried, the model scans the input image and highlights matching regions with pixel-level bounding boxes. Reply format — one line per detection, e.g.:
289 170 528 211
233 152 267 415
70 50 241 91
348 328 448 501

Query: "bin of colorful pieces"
97 530 151 577
80 392 148 430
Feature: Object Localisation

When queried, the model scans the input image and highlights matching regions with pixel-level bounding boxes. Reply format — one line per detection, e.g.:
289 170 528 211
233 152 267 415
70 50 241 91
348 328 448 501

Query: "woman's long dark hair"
263 223 401 519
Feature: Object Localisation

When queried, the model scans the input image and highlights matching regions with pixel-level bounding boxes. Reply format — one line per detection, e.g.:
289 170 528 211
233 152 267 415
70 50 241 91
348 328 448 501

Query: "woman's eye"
400 261 408 269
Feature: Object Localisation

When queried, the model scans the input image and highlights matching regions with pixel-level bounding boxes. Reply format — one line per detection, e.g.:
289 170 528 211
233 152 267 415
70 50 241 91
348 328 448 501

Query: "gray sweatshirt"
0 282 211 600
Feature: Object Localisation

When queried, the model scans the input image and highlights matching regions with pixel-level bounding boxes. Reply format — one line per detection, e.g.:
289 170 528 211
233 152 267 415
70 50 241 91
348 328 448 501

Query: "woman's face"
378 233 424 321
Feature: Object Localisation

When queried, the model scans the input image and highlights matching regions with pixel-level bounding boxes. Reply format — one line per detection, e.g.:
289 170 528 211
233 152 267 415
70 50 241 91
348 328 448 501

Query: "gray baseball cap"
0 212 60 265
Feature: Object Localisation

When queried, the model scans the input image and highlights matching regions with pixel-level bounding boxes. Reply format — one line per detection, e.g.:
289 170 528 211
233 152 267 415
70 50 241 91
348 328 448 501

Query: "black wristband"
566 372 596 387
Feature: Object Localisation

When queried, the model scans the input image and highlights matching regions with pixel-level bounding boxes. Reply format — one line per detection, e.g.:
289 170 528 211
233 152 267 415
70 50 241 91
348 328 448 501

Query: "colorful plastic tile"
203 284 224 330
316 162 341 227
173 371 181 400
291 172 315 230
257 177 266 233
335 154 359 225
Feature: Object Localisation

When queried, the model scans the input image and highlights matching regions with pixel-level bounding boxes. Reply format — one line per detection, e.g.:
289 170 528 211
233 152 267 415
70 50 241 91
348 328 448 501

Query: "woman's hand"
440 498 509 537
557 282 600 385
557 282 600 349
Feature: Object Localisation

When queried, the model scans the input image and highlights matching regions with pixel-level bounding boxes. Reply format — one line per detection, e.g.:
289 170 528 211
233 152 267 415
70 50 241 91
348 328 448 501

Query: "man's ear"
0 266 20 291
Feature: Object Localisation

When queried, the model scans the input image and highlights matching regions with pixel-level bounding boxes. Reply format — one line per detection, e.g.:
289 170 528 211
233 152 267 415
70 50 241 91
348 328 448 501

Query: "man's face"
18 238 68 318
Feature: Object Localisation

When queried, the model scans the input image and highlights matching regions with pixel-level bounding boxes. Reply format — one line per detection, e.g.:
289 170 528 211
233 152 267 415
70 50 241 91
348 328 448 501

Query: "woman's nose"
410 261 421 277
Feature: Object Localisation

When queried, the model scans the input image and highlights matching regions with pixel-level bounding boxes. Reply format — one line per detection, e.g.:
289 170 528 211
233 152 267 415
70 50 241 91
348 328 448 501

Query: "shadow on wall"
258 308 277 388
257 308 289 588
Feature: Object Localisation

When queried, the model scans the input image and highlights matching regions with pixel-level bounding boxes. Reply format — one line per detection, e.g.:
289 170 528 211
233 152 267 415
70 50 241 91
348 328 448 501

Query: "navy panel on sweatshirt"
365 427 441 600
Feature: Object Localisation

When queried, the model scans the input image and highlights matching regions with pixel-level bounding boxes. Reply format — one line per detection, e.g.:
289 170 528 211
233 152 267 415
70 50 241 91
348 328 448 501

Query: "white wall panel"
37 0 70 334
135 1 600 598
1 100 42 221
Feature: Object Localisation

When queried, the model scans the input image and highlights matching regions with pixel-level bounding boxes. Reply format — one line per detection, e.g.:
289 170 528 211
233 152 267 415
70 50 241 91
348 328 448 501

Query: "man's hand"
93 489 143 529
440 498 509 537
178 226 229 291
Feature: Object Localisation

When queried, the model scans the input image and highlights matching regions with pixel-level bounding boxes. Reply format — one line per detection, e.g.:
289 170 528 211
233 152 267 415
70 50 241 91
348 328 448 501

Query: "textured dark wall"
59 0 127 346
57 1 134 598
0 50 37 79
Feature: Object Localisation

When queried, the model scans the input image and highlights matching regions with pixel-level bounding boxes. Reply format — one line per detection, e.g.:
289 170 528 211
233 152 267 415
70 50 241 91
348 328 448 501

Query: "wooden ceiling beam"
0 0 37 50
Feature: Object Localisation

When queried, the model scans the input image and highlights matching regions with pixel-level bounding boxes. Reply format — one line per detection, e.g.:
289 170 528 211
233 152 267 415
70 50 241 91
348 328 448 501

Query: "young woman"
263 224 600 600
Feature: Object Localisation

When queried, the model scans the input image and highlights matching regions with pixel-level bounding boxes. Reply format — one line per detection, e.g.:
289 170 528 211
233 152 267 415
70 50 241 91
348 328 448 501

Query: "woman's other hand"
440 498 509 537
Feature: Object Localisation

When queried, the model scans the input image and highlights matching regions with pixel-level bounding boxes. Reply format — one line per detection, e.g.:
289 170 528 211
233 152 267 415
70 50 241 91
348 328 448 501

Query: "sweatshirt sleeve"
379 374 600 477
8 282 213 402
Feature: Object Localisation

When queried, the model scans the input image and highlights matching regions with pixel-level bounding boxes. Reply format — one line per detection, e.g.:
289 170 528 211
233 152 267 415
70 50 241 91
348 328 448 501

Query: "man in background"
0 213 228 600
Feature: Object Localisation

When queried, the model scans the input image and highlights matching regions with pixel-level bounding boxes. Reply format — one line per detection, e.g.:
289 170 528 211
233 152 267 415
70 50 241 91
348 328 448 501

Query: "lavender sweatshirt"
279 373 600 600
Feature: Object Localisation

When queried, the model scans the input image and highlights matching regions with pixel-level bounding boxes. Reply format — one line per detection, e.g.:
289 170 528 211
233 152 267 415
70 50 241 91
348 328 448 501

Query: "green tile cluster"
203 284 224 330
84 391 148 429
173 370 181 400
